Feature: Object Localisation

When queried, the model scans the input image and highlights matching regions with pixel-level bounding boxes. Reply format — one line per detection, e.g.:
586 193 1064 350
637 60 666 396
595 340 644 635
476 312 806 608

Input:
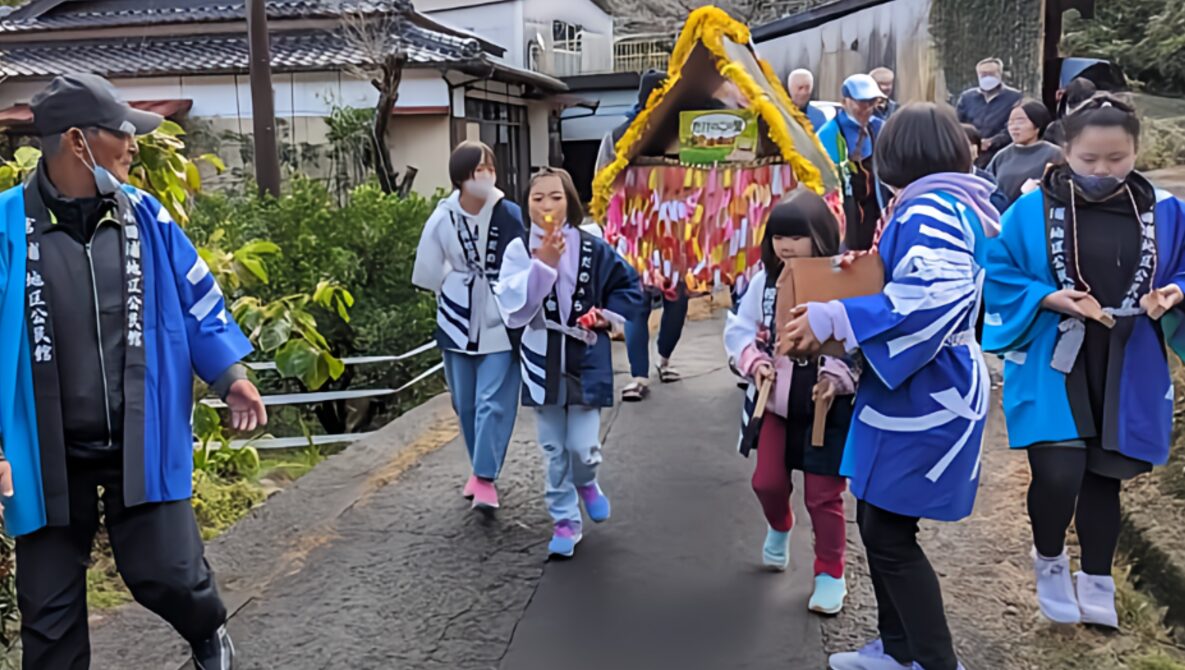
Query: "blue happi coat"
983 187 1185 465
496 226 644 408
0 183 252 537
839 191 991 522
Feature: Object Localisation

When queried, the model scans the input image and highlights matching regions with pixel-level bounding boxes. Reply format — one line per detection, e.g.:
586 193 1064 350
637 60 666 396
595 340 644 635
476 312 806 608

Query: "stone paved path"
90 315 829 669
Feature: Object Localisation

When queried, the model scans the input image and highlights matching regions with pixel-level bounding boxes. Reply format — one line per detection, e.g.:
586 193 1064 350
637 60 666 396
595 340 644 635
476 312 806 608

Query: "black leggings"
1027 447 1121 576
857 500 958 670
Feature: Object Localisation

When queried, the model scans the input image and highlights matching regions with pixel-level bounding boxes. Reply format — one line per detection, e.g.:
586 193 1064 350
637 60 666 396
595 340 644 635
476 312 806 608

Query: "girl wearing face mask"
986 99 1063 207
413 141 525 512
984 95 1185 630
493 168 644 558
723 190 856 615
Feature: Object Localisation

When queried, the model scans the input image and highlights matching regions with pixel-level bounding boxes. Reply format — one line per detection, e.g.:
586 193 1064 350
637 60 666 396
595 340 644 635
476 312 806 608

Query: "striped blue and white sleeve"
840 195 980 389
152 197 254 383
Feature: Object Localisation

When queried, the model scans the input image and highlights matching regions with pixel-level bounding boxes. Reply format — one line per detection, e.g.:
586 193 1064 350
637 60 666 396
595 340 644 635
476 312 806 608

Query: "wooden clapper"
763 254 884 446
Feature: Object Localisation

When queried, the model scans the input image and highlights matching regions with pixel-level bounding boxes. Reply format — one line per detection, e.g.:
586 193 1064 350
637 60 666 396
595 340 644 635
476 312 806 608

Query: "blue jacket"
800 102 828 134
984 187 1185 465
0 184 251 536
817 110 884 167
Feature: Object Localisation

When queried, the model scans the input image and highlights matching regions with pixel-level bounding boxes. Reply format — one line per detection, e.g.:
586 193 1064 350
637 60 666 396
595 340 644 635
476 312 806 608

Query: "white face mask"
463 173 496 200
979 75 1002 92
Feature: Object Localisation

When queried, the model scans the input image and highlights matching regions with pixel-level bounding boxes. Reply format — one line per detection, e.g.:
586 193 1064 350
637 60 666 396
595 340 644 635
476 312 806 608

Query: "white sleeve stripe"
186 257 211 285
892 246 973 279
918 224 969 250
886 293 975 356
897 204 962 230
189 283 224 322
156 207 174 224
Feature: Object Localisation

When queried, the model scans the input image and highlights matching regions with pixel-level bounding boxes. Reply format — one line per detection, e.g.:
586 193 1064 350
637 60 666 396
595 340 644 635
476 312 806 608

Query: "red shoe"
471 478 500 510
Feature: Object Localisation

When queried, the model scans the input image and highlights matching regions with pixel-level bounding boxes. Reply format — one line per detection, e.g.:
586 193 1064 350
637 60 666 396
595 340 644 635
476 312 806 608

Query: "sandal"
621 381 650 402
657 364 682 384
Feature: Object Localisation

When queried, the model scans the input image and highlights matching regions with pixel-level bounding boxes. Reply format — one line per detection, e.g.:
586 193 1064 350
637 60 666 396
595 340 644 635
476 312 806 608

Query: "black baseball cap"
30 73 163 137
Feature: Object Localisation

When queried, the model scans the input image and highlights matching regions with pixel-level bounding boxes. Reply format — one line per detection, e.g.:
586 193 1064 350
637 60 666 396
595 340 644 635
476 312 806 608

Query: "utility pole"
247 0 281 197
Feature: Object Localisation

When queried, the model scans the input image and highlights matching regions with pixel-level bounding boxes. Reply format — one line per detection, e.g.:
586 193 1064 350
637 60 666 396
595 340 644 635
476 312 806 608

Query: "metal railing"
613 33 676 73
198 341 443 450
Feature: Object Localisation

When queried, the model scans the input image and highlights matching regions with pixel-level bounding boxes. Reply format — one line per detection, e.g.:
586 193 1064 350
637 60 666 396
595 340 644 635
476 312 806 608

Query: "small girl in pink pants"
724 190 857 615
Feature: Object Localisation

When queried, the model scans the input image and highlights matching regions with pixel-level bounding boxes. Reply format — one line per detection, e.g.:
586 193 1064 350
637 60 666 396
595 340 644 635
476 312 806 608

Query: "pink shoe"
462 475 479 500
470 478 500 510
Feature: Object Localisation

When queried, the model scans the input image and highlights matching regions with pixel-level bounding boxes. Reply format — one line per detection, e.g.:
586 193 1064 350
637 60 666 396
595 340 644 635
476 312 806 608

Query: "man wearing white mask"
957 57 1023 166
413 141 526 511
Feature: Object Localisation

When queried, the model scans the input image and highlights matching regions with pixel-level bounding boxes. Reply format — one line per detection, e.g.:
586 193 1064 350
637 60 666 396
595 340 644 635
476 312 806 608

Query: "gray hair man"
869 66 898 120
787 68 828 131
955 57 1023 165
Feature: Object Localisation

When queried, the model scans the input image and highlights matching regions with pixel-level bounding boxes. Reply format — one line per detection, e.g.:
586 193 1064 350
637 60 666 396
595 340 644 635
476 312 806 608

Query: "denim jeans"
442 349 521 480
624 286 689 378
534 392 602 525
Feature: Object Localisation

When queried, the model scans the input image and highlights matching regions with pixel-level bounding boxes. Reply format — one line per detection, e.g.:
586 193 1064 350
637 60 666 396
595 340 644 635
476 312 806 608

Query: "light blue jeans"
534 388 602 524
442 349 521 481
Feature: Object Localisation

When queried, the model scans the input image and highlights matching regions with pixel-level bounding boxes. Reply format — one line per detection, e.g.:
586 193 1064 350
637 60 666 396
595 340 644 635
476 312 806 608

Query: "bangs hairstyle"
1014 98 1053 137
760 189 841 274
448 140 496 189
875 102 972 189
529 167 585 227
1063 94 1140 148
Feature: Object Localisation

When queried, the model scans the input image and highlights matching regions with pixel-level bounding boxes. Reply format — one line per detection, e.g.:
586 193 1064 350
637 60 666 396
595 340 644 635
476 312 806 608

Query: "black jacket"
37 168 126 460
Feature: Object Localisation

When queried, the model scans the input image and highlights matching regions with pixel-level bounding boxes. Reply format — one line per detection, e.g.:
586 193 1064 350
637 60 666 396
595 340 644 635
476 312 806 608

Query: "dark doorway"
465 97 530 202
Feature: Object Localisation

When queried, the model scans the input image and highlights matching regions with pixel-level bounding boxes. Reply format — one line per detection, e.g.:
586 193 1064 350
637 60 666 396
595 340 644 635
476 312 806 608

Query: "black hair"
1013 98 1053 138
760 189 841 275
448 140 496 190
961 123 981 147
875 102 972 189
1062 94 1140 147
528 166 584 228
1058 77 1098 117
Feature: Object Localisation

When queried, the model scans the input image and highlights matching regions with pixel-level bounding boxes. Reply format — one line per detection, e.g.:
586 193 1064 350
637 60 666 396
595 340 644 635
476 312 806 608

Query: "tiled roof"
0 25 485 78
0 1 407 32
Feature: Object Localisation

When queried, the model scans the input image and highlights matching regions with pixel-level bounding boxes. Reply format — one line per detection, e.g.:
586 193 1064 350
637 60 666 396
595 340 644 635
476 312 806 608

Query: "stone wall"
930 0 1045 100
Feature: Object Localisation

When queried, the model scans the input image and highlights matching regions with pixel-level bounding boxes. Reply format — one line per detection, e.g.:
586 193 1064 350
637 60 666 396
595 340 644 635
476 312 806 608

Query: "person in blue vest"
0 74 265 670
984 95 1185 630
787 68 829 132
817 73 887 251
413 140 526 511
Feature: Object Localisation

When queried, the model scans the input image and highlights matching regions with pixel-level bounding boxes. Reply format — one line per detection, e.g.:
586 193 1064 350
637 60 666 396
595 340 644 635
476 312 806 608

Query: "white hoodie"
412 188 512 355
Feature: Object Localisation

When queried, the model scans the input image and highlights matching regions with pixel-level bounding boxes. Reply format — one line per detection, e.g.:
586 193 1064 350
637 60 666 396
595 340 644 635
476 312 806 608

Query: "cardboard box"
775 254 885 358
679 110 758 165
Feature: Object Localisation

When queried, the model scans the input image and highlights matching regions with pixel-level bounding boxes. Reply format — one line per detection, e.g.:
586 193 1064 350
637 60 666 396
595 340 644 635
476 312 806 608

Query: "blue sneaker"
762 526 790 571
829 640 911 670
547 520 583 558
809 574 848 614
577 482 611 523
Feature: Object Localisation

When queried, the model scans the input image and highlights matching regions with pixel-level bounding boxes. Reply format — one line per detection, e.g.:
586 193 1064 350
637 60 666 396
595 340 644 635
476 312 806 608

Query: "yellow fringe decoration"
590 5 832 222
